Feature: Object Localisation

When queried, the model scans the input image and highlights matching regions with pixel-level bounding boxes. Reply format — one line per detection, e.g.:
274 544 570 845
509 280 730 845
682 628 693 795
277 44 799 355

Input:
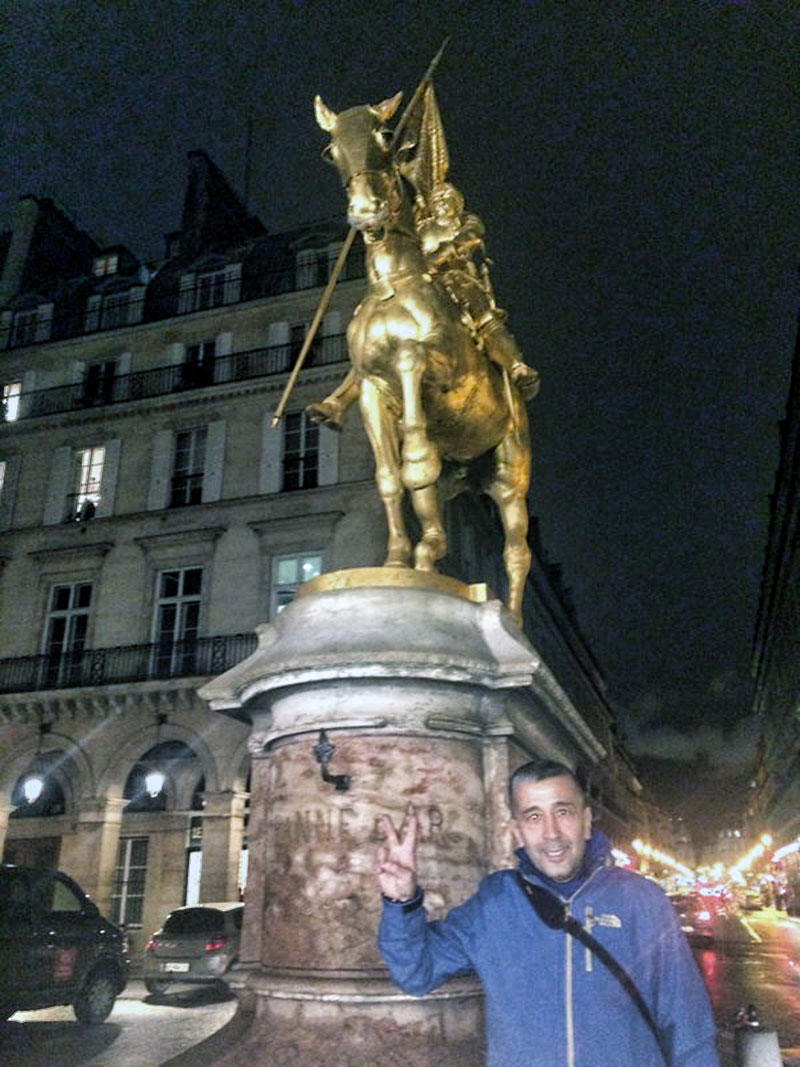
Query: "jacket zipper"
564 864 606 1066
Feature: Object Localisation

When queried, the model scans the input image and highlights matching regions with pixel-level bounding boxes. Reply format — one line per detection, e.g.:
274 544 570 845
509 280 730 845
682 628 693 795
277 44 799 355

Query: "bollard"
734 1005 782 1067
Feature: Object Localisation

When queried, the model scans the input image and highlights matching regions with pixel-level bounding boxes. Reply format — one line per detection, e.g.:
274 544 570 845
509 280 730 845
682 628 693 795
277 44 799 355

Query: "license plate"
163 962 190 973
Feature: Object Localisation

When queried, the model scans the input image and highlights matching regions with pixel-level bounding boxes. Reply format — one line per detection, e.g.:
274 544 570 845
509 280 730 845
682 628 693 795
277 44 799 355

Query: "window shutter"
268 321 289 346
116 351 132 376
96 438 121 518
178 273 195 314
168 342 184 365
0 454 21 531
202 419 226 502
35 303 53 342
84 294 102 332
127 285 145 324
260 412 282 494
147 430 173 510
0 311 11 349
43 445 73 525
223 263 242 304
216 331 232 355
318 425 339 486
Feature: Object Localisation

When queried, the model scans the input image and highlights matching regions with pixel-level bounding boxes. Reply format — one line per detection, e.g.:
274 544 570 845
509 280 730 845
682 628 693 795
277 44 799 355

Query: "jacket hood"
516 827 613 899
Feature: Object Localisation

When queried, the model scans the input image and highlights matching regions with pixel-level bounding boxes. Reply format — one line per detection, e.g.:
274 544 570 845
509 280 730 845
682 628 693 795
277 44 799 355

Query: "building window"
152 567 203 675
0 461 5 497
111 837 148 927
183 340 216 386
296 249 330 290
170 428 206 507
84 290 144 333
42 582 92 687
271 552 322 616
93 253 119 277
83 360 116 406
178 264 241 313
282 411 318 491
10 306 51 346
65 445 104 521
3 382 21 421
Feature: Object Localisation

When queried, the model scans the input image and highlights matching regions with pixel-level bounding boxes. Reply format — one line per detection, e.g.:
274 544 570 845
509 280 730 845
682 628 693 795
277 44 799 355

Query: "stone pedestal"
199 569 542 1067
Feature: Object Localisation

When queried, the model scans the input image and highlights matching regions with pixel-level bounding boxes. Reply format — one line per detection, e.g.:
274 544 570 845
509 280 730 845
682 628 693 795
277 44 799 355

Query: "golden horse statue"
311 90 535 624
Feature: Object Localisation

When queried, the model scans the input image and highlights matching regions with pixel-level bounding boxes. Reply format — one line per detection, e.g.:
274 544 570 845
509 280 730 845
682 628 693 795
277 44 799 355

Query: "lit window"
271 552 322 616
2 382 20 421
93 254 119 277
68 446 104 521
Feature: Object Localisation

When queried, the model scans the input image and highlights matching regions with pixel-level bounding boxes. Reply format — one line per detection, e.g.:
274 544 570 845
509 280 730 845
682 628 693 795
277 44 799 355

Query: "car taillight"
144 936 158 953
205 937 228 952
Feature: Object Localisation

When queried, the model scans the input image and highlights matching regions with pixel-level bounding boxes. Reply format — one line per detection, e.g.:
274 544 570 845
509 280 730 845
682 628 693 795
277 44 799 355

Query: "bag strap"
515 873 668 1065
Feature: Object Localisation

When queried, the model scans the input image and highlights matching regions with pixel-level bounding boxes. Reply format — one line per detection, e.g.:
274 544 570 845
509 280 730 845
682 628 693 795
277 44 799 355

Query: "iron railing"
15 333 347 420
0 633 258 695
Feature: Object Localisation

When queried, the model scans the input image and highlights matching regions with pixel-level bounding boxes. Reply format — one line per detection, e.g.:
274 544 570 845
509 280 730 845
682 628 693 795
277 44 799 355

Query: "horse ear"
314 95 338 132
373 91 403 123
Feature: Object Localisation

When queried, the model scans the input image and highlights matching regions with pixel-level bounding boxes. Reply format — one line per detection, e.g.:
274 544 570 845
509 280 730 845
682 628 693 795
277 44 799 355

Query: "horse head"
314 93 403 232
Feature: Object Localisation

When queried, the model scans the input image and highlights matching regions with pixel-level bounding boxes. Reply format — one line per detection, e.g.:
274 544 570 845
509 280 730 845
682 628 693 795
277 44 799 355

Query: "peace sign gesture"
376 807 419 902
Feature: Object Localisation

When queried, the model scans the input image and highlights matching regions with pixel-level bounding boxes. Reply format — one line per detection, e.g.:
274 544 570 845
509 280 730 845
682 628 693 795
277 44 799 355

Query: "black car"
0 865 129 1023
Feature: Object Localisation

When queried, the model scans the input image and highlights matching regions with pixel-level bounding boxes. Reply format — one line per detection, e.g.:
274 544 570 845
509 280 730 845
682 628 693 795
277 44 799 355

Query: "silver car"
142 902 243 995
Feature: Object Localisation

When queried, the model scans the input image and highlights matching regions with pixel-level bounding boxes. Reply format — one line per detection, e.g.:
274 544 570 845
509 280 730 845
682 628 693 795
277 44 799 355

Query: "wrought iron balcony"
0 633 258 695
11 333 347 421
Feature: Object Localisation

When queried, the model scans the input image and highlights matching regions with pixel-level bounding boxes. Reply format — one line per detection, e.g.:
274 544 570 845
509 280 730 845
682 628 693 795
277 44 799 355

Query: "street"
701 906 800 1067
1 910 799 1067
0 980 237 1067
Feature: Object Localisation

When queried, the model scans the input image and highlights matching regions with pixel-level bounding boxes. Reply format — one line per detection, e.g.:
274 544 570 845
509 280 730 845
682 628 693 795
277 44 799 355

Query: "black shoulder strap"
515 873 668 1065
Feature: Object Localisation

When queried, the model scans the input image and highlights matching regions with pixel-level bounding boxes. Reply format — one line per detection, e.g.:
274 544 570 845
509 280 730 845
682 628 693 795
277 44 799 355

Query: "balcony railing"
0 633 258 695
15 333 347 420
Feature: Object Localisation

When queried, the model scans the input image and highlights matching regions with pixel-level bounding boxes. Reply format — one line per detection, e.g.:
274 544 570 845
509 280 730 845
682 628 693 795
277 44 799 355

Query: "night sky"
2 2 797 843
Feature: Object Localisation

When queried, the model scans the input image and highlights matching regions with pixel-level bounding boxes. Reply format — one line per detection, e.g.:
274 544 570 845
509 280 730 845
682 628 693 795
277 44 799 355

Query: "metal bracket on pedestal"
312 729 351 792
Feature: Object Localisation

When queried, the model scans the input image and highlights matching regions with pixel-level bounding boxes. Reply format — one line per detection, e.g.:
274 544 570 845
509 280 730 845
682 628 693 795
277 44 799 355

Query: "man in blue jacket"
377 758 720 1066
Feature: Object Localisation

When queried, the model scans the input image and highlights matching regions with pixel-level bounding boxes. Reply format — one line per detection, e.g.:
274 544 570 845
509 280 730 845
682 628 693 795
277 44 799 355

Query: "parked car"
142 902 243 995
0 864 129 1023
669 892 715 947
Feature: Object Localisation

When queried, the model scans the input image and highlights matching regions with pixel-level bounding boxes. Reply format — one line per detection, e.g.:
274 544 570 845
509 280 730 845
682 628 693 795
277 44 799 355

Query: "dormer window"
93 254 119 277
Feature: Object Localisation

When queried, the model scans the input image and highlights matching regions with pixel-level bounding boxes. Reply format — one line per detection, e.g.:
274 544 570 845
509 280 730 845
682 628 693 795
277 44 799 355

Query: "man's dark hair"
508 758 589 814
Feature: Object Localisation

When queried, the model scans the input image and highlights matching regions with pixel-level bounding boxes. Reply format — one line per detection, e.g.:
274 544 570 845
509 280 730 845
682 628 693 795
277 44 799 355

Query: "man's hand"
377 807 419 901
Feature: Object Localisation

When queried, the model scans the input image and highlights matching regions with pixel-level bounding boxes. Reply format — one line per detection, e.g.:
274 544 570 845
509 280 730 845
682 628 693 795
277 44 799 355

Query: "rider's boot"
306 371 360 431
480 319 540 401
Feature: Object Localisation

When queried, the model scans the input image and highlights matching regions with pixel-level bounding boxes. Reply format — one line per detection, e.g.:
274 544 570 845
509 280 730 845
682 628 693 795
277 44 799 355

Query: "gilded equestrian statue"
310 88 537 624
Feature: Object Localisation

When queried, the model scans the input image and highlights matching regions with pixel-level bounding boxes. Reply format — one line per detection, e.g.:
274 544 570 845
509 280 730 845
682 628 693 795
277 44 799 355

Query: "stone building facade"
750 310 800 911
0 150 652 959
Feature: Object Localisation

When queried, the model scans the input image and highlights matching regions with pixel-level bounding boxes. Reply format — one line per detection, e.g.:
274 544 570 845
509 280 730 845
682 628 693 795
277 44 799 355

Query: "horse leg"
486 402 532 625
358 378 412 567
396 343 447 571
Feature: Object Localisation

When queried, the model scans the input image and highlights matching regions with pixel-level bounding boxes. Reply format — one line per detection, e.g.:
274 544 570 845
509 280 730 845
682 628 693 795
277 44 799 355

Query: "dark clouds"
2 1 798 820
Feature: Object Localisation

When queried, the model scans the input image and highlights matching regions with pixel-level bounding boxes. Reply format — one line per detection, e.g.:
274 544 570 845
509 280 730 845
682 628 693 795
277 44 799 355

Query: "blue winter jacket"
379 831 719 1067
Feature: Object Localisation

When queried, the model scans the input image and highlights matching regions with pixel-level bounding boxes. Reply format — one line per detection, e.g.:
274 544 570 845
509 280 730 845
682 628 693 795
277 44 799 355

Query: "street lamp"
143 713 168 798
20 721 52 805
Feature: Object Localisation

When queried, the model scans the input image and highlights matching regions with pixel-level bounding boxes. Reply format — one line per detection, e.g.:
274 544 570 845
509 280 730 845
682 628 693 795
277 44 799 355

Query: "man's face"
510 774 592 882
